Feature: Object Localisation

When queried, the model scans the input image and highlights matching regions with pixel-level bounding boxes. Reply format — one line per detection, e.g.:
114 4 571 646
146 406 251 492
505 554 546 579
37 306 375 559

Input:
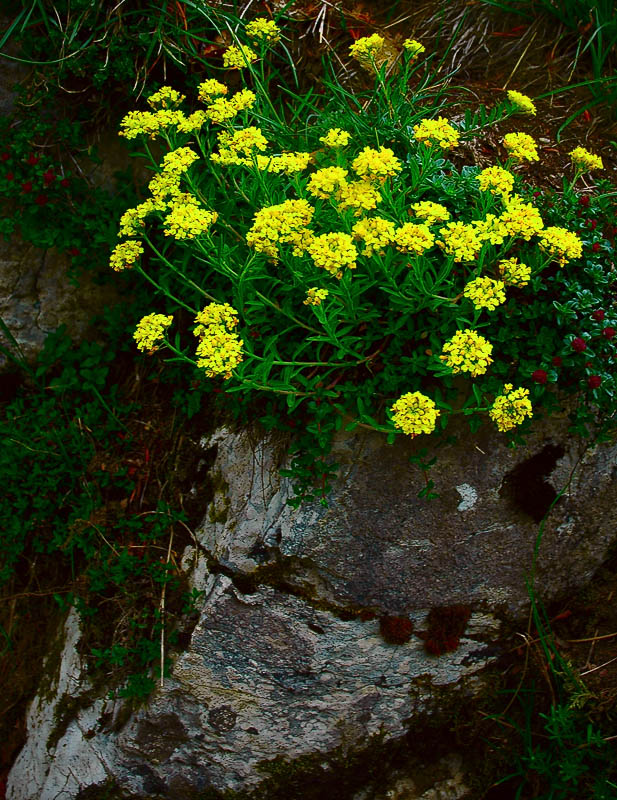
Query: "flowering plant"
110 21 616 504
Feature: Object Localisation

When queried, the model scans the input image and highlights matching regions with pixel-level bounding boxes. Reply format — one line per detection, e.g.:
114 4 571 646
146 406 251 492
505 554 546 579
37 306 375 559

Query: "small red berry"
0 152 9 162
572 337 587 352
589 219 597 230
592 309 605 321
582 109 592 122
552 356 563 367
592 242 601 252
533 190 541 198
588 375 602 389
21 181 32 193
43 169 55 186
60 178 70 188
35 194 48 206
579 195 590 207
68 247 80 256
603 327 615 339
532 369 548 384
26 154 39 166
5 172 13 181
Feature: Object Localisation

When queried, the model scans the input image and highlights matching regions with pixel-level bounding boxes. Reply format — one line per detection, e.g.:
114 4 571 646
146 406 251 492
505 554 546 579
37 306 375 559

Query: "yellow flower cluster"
352 146 402 181
133 313 173 352
118 110 181 139
117 200 161 238
437 221 483 262
538 226 583 266
440 329 493 377
411 201 450 225
506 90 536 115
489 384 532 432
403 39 425 57
161 146 200 175
349 34 387 68
393 222 435 255
390 391 440 437
197 79 228 102
194 303 243 379
163 195 218 239
413 117 460 149
246 17 281 43
503 132 539 162
464 276 506 311
193 302 239 338
319 128 351 148
266 151 312 174
147 86 185 109
222 44 257 69
476 166 514 198
246 199 314 260
498 195 544 240
304 287 329 306
203 89 256 124
211 127 269 166
352 216 396 256
569 146 603 172
110 239 144 271
498 257 531 287
148 171 183 200
336 180 382 214
177 111 208 133
307 167 349 199
307 232 357 278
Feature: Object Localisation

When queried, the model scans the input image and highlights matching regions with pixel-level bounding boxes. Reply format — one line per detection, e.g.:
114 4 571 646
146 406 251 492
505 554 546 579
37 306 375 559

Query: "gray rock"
8 416 617 798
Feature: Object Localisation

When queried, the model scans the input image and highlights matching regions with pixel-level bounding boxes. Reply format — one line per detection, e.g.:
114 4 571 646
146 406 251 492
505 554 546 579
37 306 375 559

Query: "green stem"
144 234 217 304
135 265 198 314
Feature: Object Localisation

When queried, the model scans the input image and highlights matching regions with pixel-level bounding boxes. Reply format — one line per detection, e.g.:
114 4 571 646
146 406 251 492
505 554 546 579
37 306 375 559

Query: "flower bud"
571 337 587 352
532 369 548 384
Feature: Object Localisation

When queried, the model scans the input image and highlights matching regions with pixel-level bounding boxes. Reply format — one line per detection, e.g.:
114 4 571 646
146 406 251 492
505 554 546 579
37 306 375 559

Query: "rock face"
8 417 617 799
0 237 120 367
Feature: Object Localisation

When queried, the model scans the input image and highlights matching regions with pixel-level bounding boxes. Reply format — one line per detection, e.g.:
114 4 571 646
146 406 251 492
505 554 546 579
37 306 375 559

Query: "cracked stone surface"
0 235 121 369
8 416 617 798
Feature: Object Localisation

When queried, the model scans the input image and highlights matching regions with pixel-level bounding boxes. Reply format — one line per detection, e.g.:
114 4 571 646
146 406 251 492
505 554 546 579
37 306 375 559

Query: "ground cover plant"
110 19 617 504
1 5 617 798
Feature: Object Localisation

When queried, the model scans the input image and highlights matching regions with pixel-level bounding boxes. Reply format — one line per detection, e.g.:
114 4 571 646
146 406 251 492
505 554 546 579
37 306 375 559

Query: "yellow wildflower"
118 202 160 238
307 232 357 278
498 258 531 287
440 329 494 377
246 199 315 260
336 180 382 214
489 384 532 432
202 97 237 124
390 391 439 438
319 128 351 148
352 146 402 181
410 201 450 226
246 17 281 43
163 195 217 239
352 216 396 256
304 288 329 306
161 147 200 175
133 313 173 352
218 127 268 154
177 111 207 133
413 117 460 149
503 132 539 162
473 214 507 246
463 276 506 311
498 195 544 240
402 39 425 58
197 79 228 102
538 226 583 266
118 110 184 139
476 166 515 198
110 240 144 271
146 86 185 109
270 152 312 175
193 303 239 339
569 146 603 172
307 167 349 199
437 221 483 262
349 34 387 68
148 171 182 200
393 222 435 255
222 44 257 69
195 327 244 379
507 90 536 115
